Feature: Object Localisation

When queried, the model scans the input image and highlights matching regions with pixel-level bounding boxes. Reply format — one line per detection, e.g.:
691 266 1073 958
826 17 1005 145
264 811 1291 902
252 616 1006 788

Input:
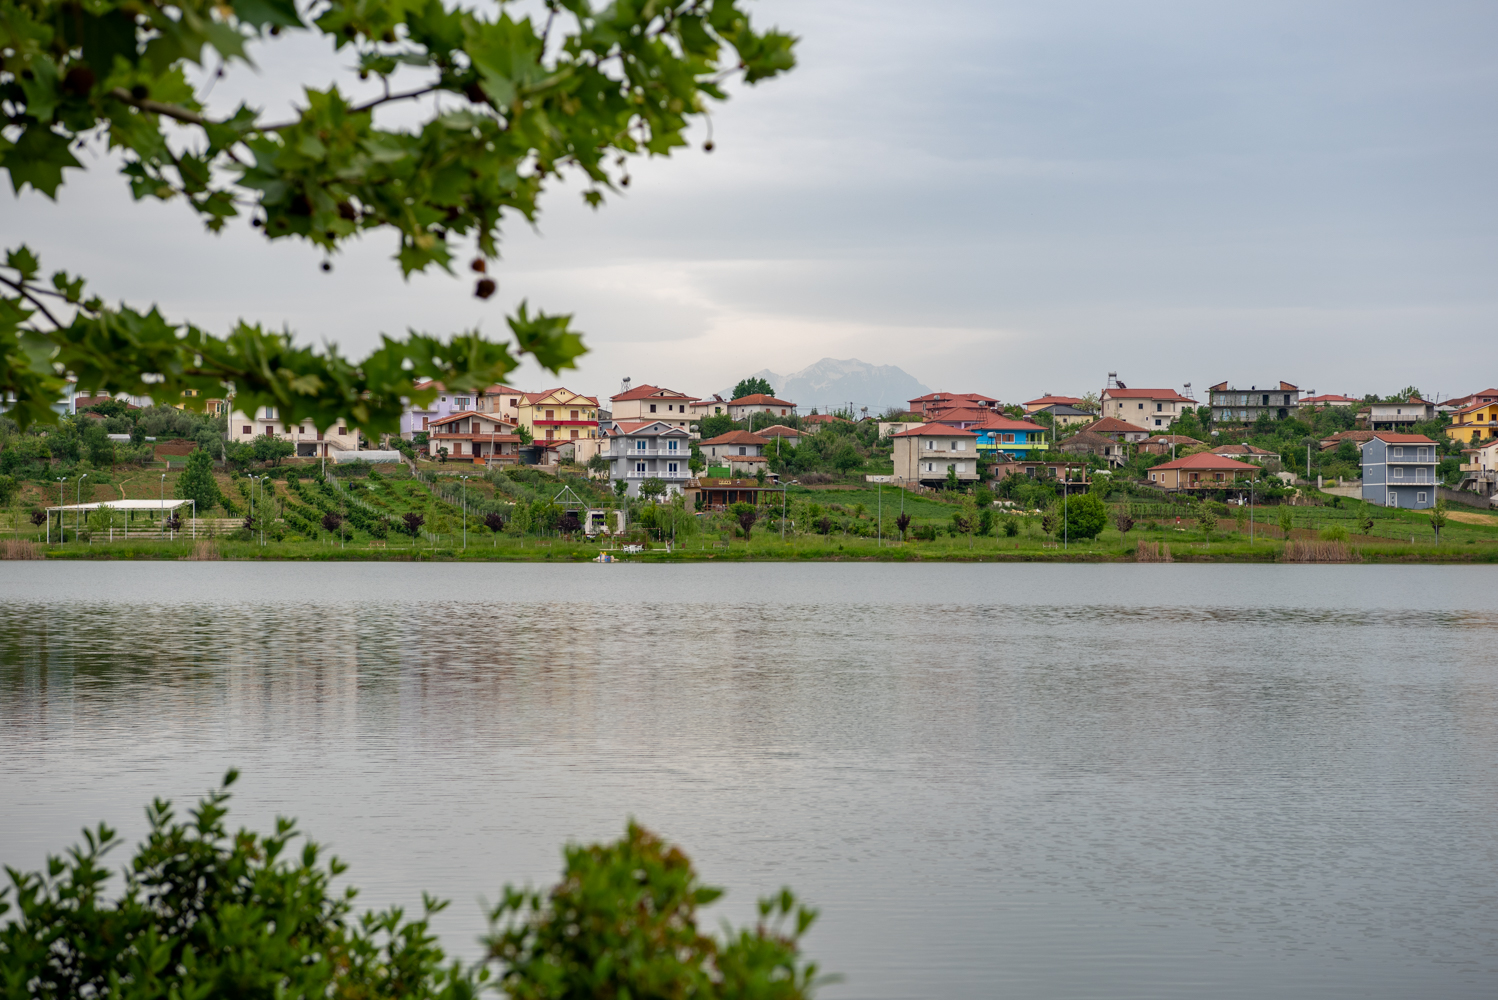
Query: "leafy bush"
1062 493 1109 540
1320 524 1349 542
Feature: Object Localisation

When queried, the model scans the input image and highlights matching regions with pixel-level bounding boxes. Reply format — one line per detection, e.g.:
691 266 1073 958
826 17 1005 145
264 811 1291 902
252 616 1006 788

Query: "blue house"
1361 433 1438 509
971 417 1049 459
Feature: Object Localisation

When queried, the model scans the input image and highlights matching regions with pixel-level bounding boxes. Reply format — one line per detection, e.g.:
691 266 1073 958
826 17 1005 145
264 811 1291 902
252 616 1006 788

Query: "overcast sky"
9 0 1497 404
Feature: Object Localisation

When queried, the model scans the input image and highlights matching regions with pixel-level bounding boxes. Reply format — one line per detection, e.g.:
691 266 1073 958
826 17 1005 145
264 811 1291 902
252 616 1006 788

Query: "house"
1299 393 1362 409
1083 417 1151 444
1031 403 1093 428
924 404 999 430
686 477 780 510
688 394 730 424
969 415 1048 459
606 420 692 497
1361 433 1438 509
988 459 1089 485
231 406 360 458
758 424 801 450
1023 394 1085 413
474 384 526 422
1319 430 1377 452
1456 438 1498 502
1444 399 1498 445
1138 434 1203 456
1146 452 1259 492
1058 430 1126 467
909 392 1000 417
890 424 980 487
727 393 796 422
519 388 601 443
1368 397 1435 430
800 413 851 434
1210 443 1278 463
425 411 520 464
700 430 771 477
1207 381 1301 423
1439 388 1498 414
1099 387 1195 430
402 380 519 439
610 382 699 435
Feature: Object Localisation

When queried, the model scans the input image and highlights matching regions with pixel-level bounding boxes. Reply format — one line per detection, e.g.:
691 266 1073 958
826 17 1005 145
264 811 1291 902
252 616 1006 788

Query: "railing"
623 469 688 479
613 448 684 457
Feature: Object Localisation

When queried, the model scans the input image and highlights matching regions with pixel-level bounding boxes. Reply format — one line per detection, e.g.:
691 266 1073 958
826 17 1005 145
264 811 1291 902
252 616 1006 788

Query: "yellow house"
1445 400 1498 444
518 388 600 442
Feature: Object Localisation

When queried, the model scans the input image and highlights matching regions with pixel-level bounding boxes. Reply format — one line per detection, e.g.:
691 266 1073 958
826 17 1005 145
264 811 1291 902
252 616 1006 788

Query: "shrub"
1319 524 1349 542
1003 516 1019 537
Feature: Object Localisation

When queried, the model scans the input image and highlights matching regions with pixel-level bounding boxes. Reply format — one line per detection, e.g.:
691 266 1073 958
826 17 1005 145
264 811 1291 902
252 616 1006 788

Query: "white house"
230 406 360 458
726 393 796 422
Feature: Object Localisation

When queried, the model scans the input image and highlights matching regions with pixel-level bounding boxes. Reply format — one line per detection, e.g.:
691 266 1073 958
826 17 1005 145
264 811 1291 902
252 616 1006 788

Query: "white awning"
332 450 404 464
46 500 194 512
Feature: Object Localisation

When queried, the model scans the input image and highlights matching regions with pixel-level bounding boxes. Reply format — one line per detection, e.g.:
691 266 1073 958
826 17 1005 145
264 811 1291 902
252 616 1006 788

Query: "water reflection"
1 563 1496 999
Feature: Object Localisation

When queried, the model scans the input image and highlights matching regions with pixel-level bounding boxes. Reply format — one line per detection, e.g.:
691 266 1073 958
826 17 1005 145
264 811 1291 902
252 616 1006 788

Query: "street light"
160 473 167 538
460 475 470 549
54 476 65 543
76 473 87 536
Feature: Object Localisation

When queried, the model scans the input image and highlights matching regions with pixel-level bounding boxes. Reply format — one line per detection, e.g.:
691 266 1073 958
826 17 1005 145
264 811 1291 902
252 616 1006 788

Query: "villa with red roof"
610 383 699 435
1100 386 1196 430
909 392 1000 417
425 411 520 464
1299 393 1362 409
890 424 980 486
1083 417 1152 443
727 393 797 422
1023 394 1085 413
1146 452 1259 492
1361 433 1438 509
517 388 600 443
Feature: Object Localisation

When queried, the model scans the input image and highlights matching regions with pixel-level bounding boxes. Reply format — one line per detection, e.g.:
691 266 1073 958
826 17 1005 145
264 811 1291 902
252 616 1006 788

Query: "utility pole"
461 475 469 549
877 482 882 546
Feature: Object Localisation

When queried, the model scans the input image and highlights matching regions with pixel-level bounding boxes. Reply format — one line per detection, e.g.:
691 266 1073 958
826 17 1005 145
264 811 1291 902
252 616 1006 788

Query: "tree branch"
108 88 209 127
256 86 441 132
0 275 65 329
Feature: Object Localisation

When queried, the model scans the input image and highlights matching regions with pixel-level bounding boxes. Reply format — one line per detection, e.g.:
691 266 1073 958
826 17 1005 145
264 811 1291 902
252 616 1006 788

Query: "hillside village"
3 372 1497 559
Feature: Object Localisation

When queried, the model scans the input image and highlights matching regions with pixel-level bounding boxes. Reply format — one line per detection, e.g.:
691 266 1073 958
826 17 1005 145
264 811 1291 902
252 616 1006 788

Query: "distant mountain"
718 359 931 414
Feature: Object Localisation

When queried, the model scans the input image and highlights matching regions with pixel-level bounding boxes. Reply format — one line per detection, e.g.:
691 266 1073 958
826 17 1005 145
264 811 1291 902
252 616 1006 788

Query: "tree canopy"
732 376 774 399
1 0 796 431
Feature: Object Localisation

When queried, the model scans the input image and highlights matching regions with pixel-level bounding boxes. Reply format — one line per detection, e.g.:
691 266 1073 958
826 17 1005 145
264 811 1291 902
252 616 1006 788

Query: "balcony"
623 469 689 479
614 448 686 458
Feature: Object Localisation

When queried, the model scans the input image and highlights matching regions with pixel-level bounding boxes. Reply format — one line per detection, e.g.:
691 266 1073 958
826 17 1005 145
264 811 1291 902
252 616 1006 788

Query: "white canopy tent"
45 499 196 542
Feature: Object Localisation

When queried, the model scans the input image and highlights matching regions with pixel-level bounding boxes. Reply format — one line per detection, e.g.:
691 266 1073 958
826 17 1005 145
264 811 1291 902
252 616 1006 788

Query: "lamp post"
76 473 87 536
160 473 166 538
460 475 470 549
53 477 65 543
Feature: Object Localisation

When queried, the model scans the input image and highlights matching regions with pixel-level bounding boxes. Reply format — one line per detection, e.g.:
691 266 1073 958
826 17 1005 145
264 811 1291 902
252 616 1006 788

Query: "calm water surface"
2 563 1496 998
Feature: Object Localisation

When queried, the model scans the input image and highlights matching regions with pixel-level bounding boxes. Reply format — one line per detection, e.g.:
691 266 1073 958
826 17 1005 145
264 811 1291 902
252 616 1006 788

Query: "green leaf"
230 0 304 30
0 126 82 197
6 246 41 282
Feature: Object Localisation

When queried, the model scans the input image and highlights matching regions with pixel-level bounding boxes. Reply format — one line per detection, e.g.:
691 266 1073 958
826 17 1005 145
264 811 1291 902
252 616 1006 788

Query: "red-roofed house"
1146 452 1260 492
1082 417 1152 444
700 430 771 477
909 392 1000 417
727 393 797 422
1100 387 1195 430
606 420 691 497
1362 433 1438 508
1207 381 1301 423
1138 434 1204 456
923 404 995 429
1439 388 1498 414
891 424 980 486
425 411 520 464
518 388 600 443
1299 393 1362 409
610 383 699 435
801 413 851 433
1445 398 1498 445
758 424 801 447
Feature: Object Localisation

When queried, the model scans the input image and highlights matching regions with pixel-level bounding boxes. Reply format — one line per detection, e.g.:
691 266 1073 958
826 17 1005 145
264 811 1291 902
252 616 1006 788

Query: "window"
1156 403 1163 411
264 406 278 419
926 440 935 450
338 426 347 435
1417 492 1427 503
738 446 747 456
1138 403 1144 409
668 462 678 474
926 463 934 472
1393 467 1403 479
667 440 679 451
300 426 308 434
242 425 251 435
545 409 554 420
635 439 646 451
570 429 579 439
636 462 645 473
439 396 446 403
955 440 966 451
649 404 657 413
1394 446 1403 458
1155 419 1162 426
456 397 470 410
509 398 518 408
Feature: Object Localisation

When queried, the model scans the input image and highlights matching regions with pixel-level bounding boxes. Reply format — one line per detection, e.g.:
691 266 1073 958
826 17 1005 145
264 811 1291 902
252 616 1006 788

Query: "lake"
2 563 1495 998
